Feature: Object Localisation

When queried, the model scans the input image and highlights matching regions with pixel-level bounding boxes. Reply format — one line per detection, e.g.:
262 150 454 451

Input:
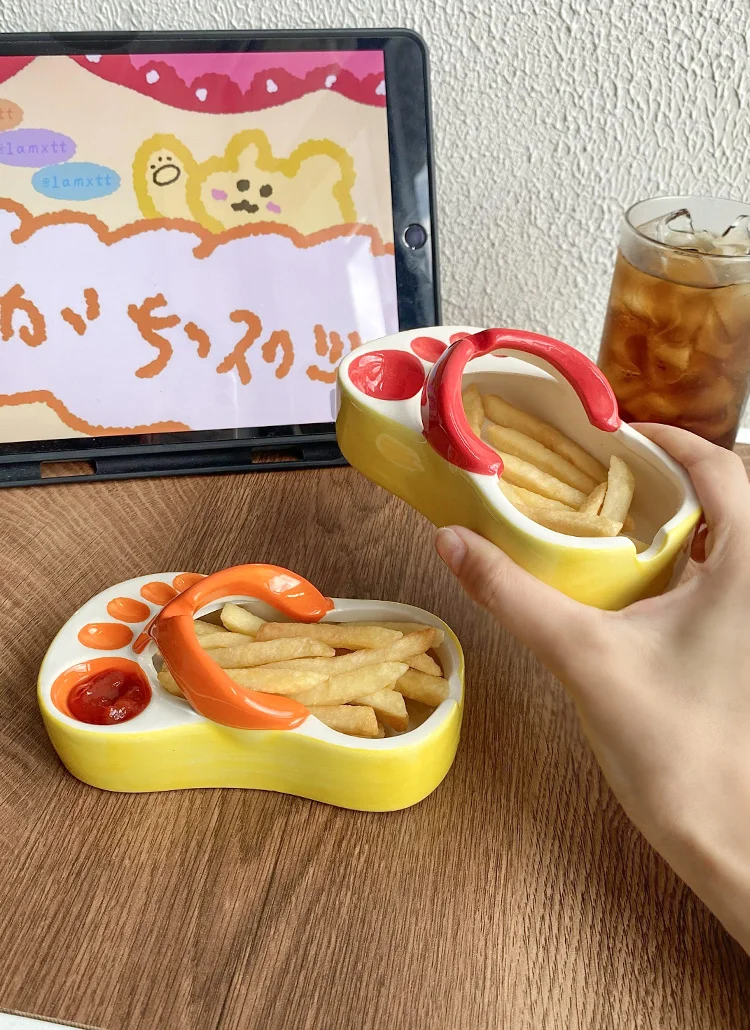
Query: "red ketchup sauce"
67 667 151 725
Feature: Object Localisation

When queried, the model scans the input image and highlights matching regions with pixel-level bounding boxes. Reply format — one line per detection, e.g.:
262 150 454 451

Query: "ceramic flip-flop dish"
337 327 702 610
38 565 464 812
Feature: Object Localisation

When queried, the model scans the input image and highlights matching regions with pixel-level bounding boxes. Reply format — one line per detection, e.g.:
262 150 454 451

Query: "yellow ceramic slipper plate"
38 565 463 812
337 326 701 610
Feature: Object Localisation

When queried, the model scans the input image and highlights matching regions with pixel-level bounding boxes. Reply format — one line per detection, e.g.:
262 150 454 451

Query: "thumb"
631 423 750 538
435 525 605 680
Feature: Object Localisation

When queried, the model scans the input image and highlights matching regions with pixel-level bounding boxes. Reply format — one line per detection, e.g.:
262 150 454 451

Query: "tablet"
0 30 439 486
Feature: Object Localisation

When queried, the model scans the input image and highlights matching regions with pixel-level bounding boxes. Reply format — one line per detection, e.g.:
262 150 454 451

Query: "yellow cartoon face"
189 131 357 236
133 130 357 236
149 148 185 188
132 134 198 222
197 155 288 231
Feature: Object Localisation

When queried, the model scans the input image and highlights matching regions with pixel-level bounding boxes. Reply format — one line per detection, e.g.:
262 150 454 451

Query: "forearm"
681 843 750 953
655 808 750 953
603 755 750 954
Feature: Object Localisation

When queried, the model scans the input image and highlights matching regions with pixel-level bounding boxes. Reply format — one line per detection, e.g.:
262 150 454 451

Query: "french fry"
516 502 622 537
498 479 524 507
499 479 574 511
220 602 265 637
487 403 638 540
354 688 409 732
482 393 608 481
165 598 451 737
264 657 348 675
158 663 329 697
396 669 450 707
375 628 440 660
409 652 443 676
486 423 597 494
309 705 380 738
197 631 257 650
366 623 445 646
208 637 335 669
194 620 227 637
579 481 606 515
601 455 636 525
255 623 402 649
462 384 485 437
265 630 438 677
494 451 587 507
158 665 184 697
294 662 408 707
225 667 329 694
269 653 440 676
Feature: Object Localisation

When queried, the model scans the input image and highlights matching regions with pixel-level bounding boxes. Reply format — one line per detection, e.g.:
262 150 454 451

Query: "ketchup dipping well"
68 667 151 725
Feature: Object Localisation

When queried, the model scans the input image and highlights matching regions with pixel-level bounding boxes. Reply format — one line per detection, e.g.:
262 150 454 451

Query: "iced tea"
598 197 750 448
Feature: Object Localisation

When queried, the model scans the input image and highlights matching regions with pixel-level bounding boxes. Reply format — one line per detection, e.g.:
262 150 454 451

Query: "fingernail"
435 527 467 573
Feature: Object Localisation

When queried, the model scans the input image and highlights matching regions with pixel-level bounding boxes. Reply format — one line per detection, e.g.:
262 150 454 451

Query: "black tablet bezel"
0 29 440 485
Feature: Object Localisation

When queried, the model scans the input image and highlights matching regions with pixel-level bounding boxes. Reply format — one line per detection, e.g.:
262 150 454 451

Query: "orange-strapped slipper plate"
38 566 463 812
336 326 701 610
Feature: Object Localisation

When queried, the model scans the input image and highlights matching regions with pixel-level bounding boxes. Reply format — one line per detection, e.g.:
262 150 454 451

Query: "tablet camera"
403 223 428 250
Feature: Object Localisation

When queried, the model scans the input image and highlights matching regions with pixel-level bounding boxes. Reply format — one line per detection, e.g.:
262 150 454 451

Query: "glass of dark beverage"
598 196 750 448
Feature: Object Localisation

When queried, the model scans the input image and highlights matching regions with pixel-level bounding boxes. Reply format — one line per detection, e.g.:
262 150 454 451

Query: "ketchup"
68 667 150 725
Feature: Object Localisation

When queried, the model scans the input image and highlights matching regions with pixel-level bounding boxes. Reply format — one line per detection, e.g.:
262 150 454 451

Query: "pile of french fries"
157 602 449 739
463 385 645 548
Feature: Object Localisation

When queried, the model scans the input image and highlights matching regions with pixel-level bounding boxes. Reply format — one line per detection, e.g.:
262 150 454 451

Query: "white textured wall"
3 0 750 429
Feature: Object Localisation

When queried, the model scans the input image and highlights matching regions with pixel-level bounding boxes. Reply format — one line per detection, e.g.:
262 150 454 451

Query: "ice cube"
656 247 716 287
638 209 697 248
662 210 710 251
717 214 750 256
639 208 716 253
710 281 750 341
637 208 750 256
638 208 750 256
665 209 694 236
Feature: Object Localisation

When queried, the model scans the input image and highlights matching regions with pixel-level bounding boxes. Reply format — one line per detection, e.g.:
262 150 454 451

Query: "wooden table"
1 453 749 1030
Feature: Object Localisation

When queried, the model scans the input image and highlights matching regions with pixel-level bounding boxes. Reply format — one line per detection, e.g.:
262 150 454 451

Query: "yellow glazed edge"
336 388 701 611
39 703 462 812
38 613 465 813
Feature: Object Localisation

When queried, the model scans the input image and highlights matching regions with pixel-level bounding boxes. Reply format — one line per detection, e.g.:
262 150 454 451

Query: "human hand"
435 424 750 952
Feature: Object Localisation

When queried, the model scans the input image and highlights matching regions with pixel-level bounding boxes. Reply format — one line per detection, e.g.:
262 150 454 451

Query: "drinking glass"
598 195 750 448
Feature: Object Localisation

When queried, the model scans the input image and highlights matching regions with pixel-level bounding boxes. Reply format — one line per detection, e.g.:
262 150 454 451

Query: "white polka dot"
85 54 102 63
375 79 386 96
266 78 279 93
195 88 208 102
145 70 160 85
325 74 337 88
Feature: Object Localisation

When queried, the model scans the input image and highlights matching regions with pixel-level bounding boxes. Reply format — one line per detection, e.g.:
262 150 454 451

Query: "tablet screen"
0 51 398 443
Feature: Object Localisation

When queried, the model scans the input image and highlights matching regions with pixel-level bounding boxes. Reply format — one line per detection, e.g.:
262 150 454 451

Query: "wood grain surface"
0 451 749 1030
